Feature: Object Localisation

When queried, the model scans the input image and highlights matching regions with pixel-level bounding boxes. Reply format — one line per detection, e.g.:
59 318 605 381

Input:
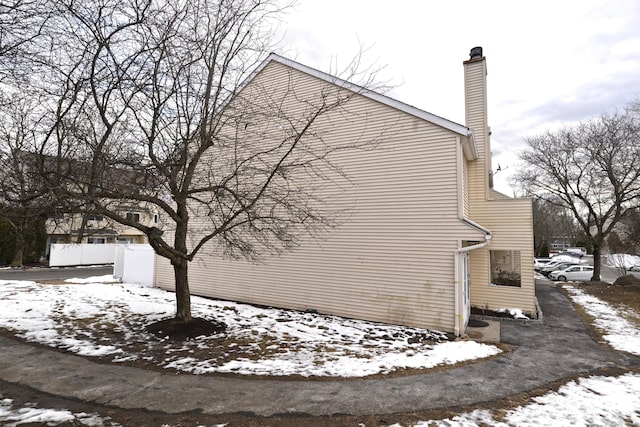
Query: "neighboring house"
548 237 572 253
154 47 534 335
45 208 156 257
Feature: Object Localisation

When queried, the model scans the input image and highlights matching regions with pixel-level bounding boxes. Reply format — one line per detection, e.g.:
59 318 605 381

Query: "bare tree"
618 207 640 255
516 102 640 280
0 0 54 83
0 93 53 265
532 198 582 256
10 0 384 328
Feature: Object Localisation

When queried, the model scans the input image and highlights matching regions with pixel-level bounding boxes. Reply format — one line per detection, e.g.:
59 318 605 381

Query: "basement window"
490 250 522 287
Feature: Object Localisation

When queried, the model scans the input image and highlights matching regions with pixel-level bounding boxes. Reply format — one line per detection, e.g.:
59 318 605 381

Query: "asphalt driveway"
0 265 113 281
0 279 638 419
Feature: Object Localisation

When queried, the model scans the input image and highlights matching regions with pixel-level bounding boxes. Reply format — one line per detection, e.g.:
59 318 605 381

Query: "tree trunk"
173 259 192 322
11 230 25 267
173 199 191 322
592 243 601 281
10 222 25 267
75 214 88 243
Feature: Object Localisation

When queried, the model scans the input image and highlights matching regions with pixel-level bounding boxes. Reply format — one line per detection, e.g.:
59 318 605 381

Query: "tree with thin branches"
531 198 582 257
516 102 640 280
5 0 385 330
0 93 53 265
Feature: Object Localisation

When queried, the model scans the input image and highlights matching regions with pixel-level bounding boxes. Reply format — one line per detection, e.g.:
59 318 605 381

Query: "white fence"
49 243 116 267
113 244 155 287
50 243 156 287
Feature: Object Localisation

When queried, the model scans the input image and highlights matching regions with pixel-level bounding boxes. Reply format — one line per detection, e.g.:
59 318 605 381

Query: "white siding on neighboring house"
155 59 485 332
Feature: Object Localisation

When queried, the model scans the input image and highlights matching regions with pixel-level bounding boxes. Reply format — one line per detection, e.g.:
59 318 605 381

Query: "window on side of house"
490 249 522 287
87 237 106 244
125 212 141 223
88 215 103 222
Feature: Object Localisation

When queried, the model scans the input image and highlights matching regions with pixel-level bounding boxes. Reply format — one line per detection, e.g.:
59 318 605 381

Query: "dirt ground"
2 279 639 426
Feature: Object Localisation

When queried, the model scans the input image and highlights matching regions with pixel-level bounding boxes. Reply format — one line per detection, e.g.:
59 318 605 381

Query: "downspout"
454 219 492 336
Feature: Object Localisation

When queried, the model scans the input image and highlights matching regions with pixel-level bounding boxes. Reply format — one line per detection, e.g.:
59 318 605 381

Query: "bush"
613 274 640 287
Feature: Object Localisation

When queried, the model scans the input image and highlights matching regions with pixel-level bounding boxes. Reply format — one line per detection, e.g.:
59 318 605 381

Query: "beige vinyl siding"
462 149 470 218
155 61 485 332
464 59 491 209
489 189 511 199
463 55 536 315
468 198 536 313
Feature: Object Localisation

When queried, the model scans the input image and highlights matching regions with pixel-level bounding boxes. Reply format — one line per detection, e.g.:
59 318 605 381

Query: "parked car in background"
534 257 552 271
541 261 579 276
566 247 587 257
549 265 594 282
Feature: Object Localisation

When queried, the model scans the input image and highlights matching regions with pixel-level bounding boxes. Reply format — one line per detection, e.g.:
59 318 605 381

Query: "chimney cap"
469 46 483 59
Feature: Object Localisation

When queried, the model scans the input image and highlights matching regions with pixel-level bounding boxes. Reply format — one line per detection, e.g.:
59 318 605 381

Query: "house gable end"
236 53 477 158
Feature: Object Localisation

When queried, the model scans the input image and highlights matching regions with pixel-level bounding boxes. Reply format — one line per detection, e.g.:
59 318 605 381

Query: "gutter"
461 129 479 161
453 222 492 336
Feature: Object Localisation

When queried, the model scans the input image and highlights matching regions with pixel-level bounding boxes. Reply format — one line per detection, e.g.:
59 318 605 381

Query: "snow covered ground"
1 277 639 426
607 253 640 269
0 397 117 427
0 277 500 377
403 372 640 426
405 284 640 427
563 284 640 356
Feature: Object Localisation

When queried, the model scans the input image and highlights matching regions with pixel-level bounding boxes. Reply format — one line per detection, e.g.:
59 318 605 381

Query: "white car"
534 257 552 271
549 265 594 282
541 261 579 276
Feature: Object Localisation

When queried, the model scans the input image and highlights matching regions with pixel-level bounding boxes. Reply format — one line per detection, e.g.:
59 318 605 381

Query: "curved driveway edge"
0 281 639 417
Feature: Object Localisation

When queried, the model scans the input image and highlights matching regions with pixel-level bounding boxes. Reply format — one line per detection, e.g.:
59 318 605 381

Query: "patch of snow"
406 372 640 426
402 283 640 425
607 253 640 269
1 276 640 424
550 254 582 263
65 275 119 284
0 396 119 426
496 308 529 320
564 285 640 355
0 280 502 377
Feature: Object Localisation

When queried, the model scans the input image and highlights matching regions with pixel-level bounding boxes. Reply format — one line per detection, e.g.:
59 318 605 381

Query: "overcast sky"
277 0 640 195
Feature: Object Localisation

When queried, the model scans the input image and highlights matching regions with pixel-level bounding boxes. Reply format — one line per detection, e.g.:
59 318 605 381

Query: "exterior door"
462 252 471 330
